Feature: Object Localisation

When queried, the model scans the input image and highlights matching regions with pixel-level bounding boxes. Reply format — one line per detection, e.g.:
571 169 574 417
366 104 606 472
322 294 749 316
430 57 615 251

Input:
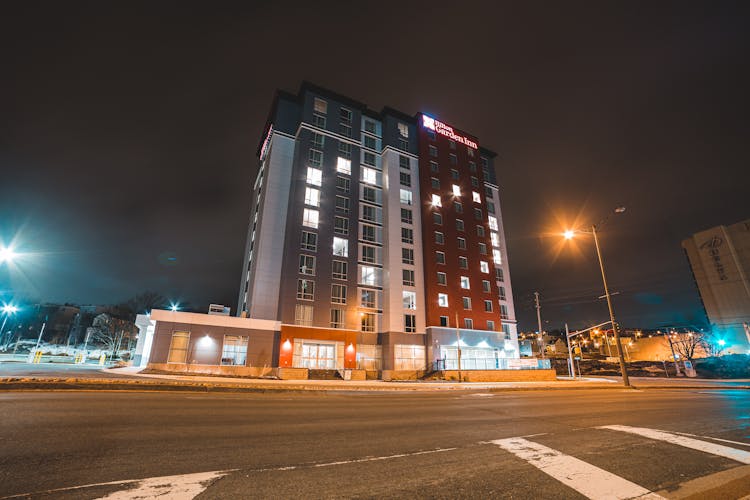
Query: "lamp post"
1 304 19 350
563 207 630 387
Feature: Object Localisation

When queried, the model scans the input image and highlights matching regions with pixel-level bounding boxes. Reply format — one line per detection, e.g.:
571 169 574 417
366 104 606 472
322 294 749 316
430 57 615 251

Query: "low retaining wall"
148 363 275 378
381 370 427 381
440 369 557 382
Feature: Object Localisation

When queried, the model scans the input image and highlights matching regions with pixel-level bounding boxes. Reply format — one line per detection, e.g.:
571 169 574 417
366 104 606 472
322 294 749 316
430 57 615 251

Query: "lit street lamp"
563 207 630 387
0 246 17 264
1 304 19 350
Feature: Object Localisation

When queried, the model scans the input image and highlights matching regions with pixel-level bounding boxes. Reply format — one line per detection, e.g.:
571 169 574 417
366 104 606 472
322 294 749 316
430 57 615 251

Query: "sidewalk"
1 366 748 393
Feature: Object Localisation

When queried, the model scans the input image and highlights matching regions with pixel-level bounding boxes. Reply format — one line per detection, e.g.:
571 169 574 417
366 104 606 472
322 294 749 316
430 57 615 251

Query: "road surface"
1 388 749 498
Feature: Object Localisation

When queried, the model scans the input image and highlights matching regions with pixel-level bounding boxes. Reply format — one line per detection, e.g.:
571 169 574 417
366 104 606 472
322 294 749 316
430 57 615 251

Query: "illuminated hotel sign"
422 115 478 149
260 124 273 160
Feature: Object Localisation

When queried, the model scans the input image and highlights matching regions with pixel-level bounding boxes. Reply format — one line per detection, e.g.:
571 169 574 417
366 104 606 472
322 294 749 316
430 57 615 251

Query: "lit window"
306 167 322 186
400 189 413 205
361 289 376 308
302 208 319 228
460 276 470 289
361 312 375 332
361 266 377 286
333 237 348 257
403 291 416 310
314 98 327 114
304 187 320 207
491 232 500 247
361 167 377 185
431 194 442 207
337 157 351 175
493 249 502 265
398 122 409 138
438 293 449 307
480 261 490 273
488 215 499 231
472 191 481 203
452 184 461 197
295 304 313 326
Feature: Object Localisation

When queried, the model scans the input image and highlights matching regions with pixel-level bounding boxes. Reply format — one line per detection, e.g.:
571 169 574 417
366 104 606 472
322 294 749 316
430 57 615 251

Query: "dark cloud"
1 1 748 330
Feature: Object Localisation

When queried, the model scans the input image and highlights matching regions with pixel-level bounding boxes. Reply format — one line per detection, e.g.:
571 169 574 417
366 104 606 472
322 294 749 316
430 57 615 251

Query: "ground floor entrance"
293 340 344 370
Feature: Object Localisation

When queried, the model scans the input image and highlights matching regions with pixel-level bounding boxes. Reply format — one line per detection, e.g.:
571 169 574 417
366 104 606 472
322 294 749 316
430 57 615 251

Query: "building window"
469 161 477 172
361 266 377 286
468 148 475 158
451 169 459 180
299 254 315 275
400 189 413 205
339 142 352 159
361 313 375 332
337 157 352 175
340 122 352 137
401 208 413 224
330 308 344 329
452 185 461 199
477 225 486 237
456 219 464 232
500 304 509 320
302 208 319 229
496 268 505 282
464 318 473 329
499 286 507 301
430 160 439 172
331 284 347 304
493 249 502 265
440 316 448 327
362 186 377 203
454 201 463 213
361 245 376 264
363 151 376 166
449 153 457 165
482 280 491 293
304 187 320 207
472 191 481 203
167 331 190 363
462 297 472 310
402 248 414 265
333 237 348 257
485 186 493 198
488 215 499 231
478 243 487 255
449 140 456 150
361 289 376 308
399 155 410 170
332 260 347 280
362 224 376 242
364 119 377 134
434 231 444 245
306 167 322 186
487 320 495 331
429 145 438 157
340 107 352 124
458 256 468 269
334 216 349 235
457 237 466 249
308 148 323 168
221 336 248 366
301 231 317 251
311 133 325 149
402 269 415 286
437 272 447 285
336 175 350 192
336 195 350 213
431 177 440 189
314 97 327 114
431 193 442 207
405 314 416 333
401 227 414 244
433 212 443 225
398 122 409 138
480 261 490 273
295 304 313 326
400 172 411 187
438 293 449 307
436 251 446 264
363 135 377 150
487 203 496 214
403 291 416 310
491 232 500 247
484 300 493 312
362 204 377 222
297 279 314 300
361 166 377 185
474 208 483 220
502 323 512 339
313 113 326 128
460 276 470 289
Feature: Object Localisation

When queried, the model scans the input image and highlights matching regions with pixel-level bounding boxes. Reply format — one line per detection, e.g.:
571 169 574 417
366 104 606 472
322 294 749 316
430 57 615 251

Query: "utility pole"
663 330 682 376
455 312 462 383
566 323 575 379
534 292 545 359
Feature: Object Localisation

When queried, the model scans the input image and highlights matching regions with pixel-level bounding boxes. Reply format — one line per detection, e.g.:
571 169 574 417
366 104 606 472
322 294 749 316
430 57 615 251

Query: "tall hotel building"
235 83 519 372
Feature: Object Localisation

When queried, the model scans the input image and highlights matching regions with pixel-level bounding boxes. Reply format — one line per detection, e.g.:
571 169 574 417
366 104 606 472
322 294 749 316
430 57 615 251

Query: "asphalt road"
1 389 750 499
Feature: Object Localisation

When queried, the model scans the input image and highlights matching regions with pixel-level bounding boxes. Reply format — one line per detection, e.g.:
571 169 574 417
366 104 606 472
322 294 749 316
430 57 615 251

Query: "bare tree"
90 313 137 359
700 329 727 357
667 332 705 361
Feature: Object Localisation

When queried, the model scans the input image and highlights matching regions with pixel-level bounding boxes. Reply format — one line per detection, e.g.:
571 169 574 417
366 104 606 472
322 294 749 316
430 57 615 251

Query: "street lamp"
1 304 19 350
0 246 17 264
563 207 630 387
169 303 180 312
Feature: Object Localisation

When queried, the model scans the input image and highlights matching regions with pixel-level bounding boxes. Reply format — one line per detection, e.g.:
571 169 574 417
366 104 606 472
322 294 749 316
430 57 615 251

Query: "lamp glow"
169 303 179 312
0 247 17 263
563 230 575 240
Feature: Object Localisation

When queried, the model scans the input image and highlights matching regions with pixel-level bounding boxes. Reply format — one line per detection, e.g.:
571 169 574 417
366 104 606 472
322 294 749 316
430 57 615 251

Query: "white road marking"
96 470 229 499
673 431 750 448
491 437 665 500
256 447 457 471
599 425 750 464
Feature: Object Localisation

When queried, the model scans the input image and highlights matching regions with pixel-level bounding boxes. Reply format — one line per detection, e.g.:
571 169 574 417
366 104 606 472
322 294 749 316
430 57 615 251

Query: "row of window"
296 303 416 333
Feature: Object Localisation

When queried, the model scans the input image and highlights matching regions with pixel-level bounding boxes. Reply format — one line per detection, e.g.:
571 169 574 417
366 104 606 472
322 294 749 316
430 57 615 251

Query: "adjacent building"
682 219 750 353
143 82 534 379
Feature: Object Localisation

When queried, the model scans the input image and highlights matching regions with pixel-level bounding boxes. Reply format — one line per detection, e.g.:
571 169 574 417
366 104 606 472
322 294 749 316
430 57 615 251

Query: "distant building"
682 219 750 354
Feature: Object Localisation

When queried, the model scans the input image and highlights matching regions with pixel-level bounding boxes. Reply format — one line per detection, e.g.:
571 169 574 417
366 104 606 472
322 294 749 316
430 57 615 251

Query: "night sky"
2 1 749 331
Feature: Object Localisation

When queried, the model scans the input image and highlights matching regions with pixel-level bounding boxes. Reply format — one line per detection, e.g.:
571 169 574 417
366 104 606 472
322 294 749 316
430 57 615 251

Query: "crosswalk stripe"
599 425 750 465
491 437 665 500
